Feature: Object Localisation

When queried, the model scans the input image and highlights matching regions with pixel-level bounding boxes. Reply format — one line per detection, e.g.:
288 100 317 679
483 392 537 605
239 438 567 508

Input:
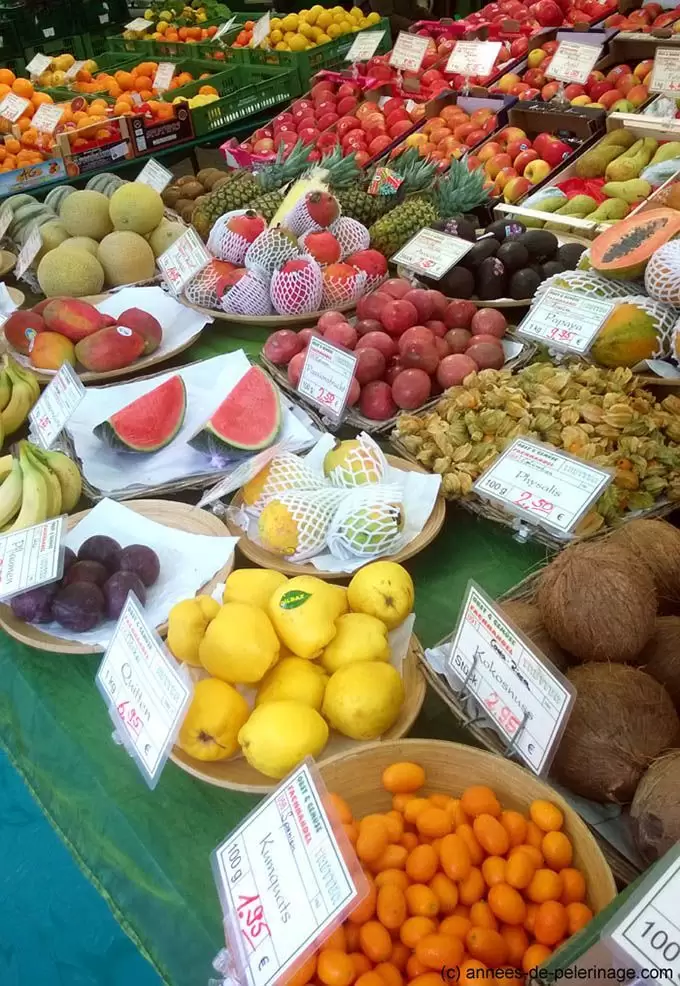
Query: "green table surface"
0 323 548 986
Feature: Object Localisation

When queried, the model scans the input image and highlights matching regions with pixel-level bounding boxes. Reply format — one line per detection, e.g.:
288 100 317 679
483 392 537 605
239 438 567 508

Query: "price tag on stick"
28 362 85 449
517 287 615 354
0 516 67 601
136 157 173 193
25 53 51 77
345 30 385 63
474 436 612 536
445 41 502 78
213 760 368 986
96 594 192 790
392 228 473 280
65 59 84 81
152 61 175 92
157 227 211 295
650 47 680 93
546 40 603 85
252 11 270 47
389 31 429 72
15 226 42 280
298 335 358 422
0 93 30 122
33 103 64 134
126 17 152 31
445 582 575 774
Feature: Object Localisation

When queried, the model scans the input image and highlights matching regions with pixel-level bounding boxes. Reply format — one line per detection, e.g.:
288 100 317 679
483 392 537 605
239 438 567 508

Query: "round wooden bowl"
169 634 427 793
225 455 446 579
0 499 234 655
181 295 358 331
319 738 616 914
0 250 16 277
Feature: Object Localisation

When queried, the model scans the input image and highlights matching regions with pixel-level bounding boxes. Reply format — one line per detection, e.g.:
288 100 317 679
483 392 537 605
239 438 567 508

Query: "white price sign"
33 103 64 134
65 59 85 81
0 205 12 240
252 11 271 47
345 30 385 63
547 40 603 84
446 582 575 774
28 362 85 449
15 226 42 280
298 335 358 420
213 761 365 986
611 854 680 983
517 287 615 354
474 436 612 535
0 93 30 123
651 47 680 93
157 227 211 294
214 15 236 40
25 53 51 77
136 158 173 192
152 62 175 92
446 41 502 78
392 228 473 280
96 594 192 789
0 516 66 600
99 12 109 23
389 31 430 72
126 17 152 31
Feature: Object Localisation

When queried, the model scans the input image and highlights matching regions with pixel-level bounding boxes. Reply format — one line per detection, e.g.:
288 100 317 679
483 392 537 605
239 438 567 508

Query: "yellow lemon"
339 20 353 33
280 12 299 31
269 28 283 42
350 7 363 19
332 5 345 15
275 41 289 49
270 16 282 29
288 32 308 49
283 30 297 43
308 3 324 22
367 10 381 23
310 25 324 40
299 21 314 38
156 20 169 32
316 9 332 28
316 32 331 43
326 23 342 38
144 7 154 18
178 678 250 762
298 8 310 19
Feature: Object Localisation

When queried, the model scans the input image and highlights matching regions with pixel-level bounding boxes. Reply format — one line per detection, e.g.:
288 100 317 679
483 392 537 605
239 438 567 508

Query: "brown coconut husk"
536 541 656 664
640 616 680 710
630 751 680 864
609 519 680 613
499 600 571 673
551 664 680 803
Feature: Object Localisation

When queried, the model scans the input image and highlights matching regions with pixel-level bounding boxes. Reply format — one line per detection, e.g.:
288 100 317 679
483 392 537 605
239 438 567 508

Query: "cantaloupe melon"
97 231 156 287
109 183 164 234
62 236 99 256
59 190 113 241
37 246 105 298
148 219 184 258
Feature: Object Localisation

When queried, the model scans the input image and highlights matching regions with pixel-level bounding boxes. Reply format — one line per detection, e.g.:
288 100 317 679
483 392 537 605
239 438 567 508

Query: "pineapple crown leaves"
433 160 490 218
308 147 362 190
257 140 315 192
390 149 439 196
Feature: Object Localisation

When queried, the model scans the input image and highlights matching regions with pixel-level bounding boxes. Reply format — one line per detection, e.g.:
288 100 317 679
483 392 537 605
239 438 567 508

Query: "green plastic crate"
161 61 297 134
14 1 73 47
101 12 267 58
23 33 90 62
82 0 128 33
0 16 24 75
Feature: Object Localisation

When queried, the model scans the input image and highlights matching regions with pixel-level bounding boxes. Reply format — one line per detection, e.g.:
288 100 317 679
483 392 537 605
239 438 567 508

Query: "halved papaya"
590 209 680 280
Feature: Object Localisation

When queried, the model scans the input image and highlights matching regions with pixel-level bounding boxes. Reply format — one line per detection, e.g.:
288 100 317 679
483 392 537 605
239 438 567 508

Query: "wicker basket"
318 738 617 913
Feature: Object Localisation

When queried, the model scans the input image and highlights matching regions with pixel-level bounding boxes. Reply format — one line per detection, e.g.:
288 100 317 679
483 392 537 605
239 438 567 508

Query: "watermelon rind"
188 365 281 459
93 375 187 453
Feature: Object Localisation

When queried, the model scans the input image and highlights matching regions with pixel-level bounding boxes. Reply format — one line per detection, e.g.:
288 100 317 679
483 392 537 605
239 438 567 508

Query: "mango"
29 331 76 370
4 310 45 355
602 179 651 204
42 298 107 343
116 307 162 355
74 325 145 372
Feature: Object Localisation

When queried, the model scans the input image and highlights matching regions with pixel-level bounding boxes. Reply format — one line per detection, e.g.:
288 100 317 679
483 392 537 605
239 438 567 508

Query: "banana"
7 445 48 532
24 443 61 518
5 356 39 403
35 448 82 513
0 454 12 483
0 458 24 528
1 369 35 437
0 369 11 413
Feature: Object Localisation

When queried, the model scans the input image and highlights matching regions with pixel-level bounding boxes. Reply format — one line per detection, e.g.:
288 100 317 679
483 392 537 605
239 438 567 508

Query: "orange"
405 845 438 884
560 868 586 905
566 902 593 934
0 68 15 86
376 884 406 931
529 800 564 833
487 884 526 926
359 921 392 964
522 943 551 974
461 786 501 818
405 883 439 918
135 75 153 92
374 869 409 891
542 831 573 871
350 953 372 979
473 814 509 857
317 949 355 986
481 856 507 888
459 867 485 907
440 914 472 940
175 71 193 87
373 962 402 986
31 92 52 107
456 825 484 866
500 810 527 848
466 927 508 968
0 84 10 99
469 900 498 931
526 869 563 905
534 901 568 947
400 916 437 949
348 880 376 924
429 873 458 915
505 850 536 891
415 933 464 970
198 84 218 95
439 834 471 882
20 128 37 146
5 137 20 155
0 146 6 162
500 924 528 967
17 118 31 133
12 78 33 98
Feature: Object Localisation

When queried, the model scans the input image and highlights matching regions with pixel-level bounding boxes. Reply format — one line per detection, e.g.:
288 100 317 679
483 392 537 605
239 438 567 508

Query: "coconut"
551 664 679 803
536 541 656 663
609 518 680 611
640 616 680 709
631 752 680 863
499 600 571 672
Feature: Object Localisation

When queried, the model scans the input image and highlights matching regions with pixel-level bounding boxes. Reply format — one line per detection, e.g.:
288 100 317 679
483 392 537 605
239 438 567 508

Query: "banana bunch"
0 357 40 445
0 441 82 533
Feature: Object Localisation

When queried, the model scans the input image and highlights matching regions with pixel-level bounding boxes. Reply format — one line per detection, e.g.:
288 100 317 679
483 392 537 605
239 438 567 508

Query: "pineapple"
368 159 489 258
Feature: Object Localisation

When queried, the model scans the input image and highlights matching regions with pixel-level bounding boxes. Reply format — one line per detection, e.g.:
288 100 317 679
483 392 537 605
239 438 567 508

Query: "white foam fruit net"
258 487 349 560
616 295 678 359
327 485 406 561
645 240 680 306
330 216 371 258
283 197 325 237
326 433 387 488
321 268 367 308
532 270 637 306
245 229 300 274
208 210 253 265
184 261 225 310
244 452 329 517
221 268 273 316
270 259 323 315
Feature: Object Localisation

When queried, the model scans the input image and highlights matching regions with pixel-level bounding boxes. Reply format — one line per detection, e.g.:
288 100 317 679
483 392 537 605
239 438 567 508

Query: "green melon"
93 375 186 453
188 365 281 459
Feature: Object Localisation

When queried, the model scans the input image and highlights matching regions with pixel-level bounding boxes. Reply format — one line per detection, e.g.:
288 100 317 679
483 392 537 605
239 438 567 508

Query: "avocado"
440 264 475 299
542 260 566 279
476 256 508 301
485 219 527 242
461 237 498 270
509 267 542 301
518 229 559 262
558 242 587 270
436 215 478 243
496 240 530 273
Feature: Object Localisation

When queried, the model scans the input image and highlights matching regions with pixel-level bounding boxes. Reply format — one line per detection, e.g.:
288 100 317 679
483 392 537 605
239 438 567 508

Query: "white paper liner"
67 351 320 496
325 433 387 488
327 485 406 560
30 498 238 649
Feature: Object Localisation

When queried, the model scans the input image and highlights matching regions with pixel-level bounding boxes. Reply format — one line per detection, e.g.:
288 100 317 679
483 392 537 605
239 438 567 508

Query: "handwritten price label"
25 53 51 77
136 157 173 192
298 335 358 421
15 226 41 280
651 47 680 93
518 288 615 354
445 41 501 78
445 582 575 774
28 361 85 449
0 93 30 123
157 227 211 294
389 31 430 72
0 516 66 600
33 103 64 134
152 62 175 91
392 228 473 281
96 594 192 789
345 30 385 63
213 761 365 986
546 40 603 84
474 436 612 536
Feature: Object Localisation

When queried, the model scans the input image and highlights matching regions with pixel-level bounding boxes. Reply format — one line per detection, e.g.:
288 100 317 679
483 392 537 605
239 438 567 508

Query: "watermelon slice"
189 365 281 459
93 375 186 453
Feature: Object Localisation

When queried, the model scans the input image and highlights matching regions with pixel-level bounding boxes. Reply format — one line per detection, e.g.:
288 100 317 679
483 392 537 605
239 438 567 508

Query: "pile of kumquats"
296 762 594 986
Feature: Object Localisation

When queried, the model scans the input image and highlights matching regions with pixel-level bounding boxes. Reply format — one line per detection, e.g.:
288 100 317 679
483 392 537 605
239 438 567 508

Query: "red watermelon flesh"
93 375 186 453
189 365 281 456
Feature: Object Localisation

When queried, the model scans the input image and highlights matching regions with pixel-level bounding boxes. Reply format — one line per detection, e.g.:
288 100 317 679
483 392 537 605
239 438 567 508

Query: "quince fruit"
320 612 390 674
348 561 414 630
167 594 220 666
256 657 328 710
238 700 328 778
178 678 249 761
269 576 347 659
199 601 279 683
223 568 288 610
322 662 404 740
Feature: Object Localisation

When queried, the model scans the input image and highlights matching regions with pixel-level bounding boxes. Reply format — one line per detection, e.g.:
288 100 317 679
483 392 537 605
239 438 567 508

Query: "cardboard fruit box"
128 101 194 156
56 115 134 176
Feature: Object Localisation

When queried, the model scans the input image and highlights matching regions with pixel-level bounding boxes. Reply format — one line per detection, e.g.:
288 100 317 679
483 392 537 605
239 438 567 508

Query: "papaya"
590 303 660 368
590 209 680 279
